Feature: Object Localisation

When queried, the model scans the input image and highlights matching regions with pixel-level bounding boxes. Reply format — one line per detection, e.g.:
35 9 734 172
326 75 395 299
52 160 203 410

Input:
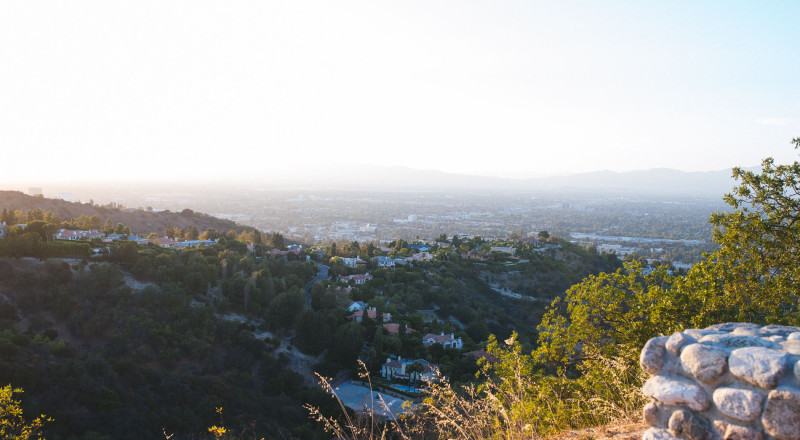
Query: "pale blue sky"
1 1 798 183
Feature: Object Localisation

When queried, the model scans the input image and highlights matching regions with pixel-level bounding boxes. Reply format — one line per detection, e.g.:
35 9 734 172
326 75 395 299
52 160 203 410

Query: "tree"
184 225 199 241
0 385 50 440
537 230 550 240
677 138 800 325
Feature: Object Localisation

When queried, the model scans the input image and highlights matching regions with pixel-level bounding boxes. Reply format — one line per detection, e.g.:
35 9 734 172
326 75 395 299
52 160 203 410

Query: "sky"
2 1 799 183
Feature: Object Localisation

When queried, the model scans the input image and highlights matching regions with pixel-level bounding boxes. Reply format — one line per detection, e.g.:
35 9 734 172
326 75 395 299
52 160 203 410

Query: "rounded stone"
712 387 764 422
681 343 729 383
643 428 683 440
643 376 710 411
723 424 763 440
780 340 800 355
708 323 762 332
762 324 800 334
700 334 781 349
669 409 711 440
643 401 659 425
762 387 800 440
787 332 800 341
795 360 800 380
729 347 789 388
641 336 669 375
666 332 696 355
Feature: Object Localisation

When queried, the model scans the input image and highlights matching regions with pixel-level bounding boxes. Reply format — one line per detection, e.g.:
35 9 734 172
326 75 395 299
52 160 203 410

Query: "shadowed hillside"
0 190 244 235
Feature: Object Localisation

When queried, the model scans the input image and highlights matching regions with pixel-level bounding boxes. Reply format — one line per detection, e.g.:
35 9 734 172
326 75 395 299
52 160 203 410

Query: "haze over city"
2 1 800 184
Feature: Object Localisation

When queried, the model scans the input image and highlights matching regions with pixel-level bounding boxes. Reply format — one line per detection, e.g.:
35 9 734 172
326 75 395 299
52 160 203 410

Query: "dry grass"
306 342 648 440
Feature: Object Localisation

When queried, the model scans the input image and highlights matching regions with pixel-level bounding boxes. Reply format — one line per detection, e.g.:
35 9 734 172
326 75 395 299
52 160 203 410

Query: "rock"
708 323 762 332
795 360 800 380
723 424 763 440
643 428 683 440
641 336 669 375
729 347 789 388
761 324 800 334
666 332 696 355
780 340 800 355
669 409 711 440
699 334 781 349
731 328 760 337
643 401 659 425
681 343 728 383
787 332 800 341
684 329 726 340
712 387 764 422
713 420 729 439
762 387 800 440
643 376 710 411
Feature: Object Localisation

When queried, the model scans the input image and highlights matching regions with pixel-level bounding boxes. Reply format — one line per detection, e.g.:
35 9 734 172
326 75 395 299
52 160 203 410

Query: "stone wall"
640 323 800 440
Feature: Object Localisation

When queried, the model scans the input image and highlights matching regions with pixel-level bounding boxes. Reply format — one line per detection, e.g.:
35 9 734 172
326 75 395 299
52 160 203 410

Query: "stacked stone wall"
640 323 800 440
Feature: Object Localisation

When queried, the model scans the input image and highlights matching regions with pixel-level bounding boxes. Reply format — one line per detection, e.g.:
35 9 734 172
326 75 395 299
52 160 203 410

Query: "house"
348 301 367 312
341 257 366 268
460 251 487 261
348 307 391 323
380 357 439 383
408 243 432 253
149 237 180 248
337 273 373 285
490 246 516 256
383 323 415 335
57 229 101 240
373 256 396 268
422 332 463 350
176 239 215 249
0 222 5 238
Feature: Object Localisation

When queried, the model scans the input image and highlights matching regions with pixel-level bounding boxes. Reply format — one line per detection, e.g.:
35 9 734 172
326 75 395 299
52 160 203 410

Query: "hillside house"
380 357 439 383
55 229 96 240
149 237 180 248
341 257 366 268
348 307 391 323
337 273 373 285
490 246 516 256
348 301 367 312
383 323 415 335
422 332 463 350
373 256 396 268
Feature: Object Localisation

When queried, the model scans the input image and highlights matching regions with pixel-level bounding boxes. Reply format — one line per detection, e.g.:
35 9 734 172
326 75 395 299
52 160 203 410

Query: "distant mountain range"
286 165 752 197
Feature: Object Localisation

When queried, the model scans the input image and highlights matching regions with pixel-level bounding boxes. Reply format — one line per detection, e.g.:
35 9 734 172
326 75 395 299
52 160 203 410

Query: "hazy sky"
2 1 799 183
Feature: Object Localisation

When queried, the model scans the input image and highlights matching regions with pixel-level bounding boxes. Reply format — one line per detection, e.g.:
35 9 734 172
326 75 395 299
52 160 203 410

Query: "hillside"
0 190 244 235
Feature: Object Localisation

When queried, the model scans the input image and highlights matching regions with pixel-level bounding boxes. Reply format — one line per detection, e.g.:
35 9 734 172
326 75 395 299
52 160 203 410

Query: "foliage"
0 385 50 440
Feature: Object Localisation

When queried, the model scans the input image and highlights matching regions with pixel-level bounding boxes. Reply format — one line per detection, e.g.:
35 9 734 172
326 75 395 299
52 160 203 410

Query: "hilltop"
0 190 244 235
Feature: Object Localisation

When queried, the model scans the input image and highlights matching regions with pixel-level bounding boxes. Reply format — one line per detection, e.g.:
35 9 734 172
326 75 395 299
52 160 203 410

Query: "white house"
374 256 396 268
341 257 366 268
422 332 463 350
337 273 373 285
348 301 367 312
380 357 439 383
